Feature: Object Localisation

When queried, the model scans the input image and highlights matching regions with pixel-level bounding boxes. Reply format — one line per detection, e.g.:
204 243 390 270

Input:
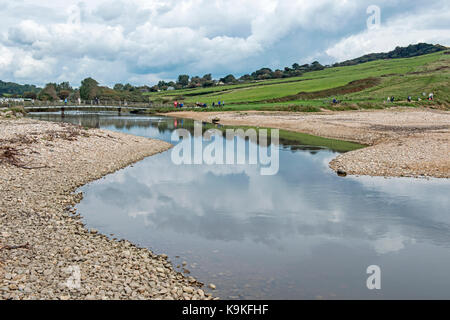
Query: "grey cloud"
0 0 448 87
94 0 125 21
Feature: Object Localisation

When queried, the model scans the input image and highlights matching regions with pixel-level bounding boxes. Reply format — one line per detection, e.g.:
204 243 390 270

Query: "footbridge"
24 105 149 114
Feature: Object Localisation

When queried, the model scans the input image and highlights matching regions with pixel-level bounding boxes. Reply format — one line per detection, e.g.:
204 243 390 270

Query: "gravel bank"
0 117 214 300
165 108 450 178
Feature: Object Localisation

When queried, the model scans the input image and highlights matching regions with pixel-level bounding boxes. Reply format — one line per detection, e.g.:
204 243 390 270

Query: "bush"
0 106 26 118
9 106 27 115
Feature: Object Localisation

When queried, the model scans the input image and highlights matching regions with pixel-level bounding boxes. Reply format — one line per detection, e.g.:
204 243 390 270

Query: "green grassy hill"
146 50 449 112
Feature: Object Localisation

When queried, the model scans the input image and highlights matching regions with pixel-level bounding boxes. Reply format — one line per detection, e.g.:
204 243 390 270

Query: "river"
29 111 450 300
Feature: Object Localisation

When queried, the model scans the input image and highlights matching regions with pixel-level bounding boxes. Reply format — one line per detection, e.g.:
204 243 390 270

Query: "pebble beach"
0 116 215 300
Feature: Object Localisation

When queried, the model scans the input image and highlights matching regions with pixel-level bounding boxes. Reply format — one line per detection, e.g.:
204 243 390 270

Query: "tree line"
332 43 446 67
0 60 329 101
155 61 326 90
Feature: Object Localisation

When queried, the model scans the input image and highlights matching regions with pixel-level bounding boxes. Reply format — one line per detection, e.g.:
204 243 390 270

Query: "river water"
29 112 450 300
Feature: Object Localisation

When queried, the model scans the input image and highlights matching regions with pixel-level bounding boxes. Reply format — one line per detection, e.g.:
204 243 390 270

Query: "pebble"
0 118 210 300
183 287 194 294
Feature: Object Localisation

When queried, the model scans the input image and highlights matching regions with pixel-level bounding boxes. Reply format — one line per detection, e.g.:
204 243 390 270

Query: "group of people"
387 92 434 103
173 100 226 108
211 101 225 107
195 102 207 108
173 101 184 108
193 101 226 108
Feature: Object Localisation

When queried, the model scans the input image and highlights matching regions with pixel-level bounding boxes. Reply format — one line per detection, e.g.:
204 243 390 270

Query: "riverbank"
0 117 215 300
165 108 450 178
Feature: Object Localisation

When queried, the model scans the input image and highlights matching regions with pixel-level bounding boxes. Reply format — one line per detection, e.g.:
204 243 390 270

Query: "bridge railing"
3 98 183 110
20 100 154 107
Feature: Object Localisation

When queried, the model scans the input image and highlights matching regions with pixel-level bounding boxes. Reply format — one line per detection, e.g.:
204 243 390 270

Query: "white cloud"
0 42 55 80
0 45 14 70
373 233 415 255
325 5 450 61
0 0 448 86
8 20 50 46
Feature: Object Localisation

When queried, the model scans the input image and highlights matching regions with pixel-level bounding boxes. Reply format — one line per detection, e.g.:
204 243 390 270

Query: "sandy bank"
0 118 214 300
165 108 450 178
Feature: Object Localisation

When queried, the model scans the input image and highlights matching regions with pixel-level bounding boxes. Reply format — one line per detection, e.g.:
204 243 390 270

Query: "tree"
220 74 236 84
239 74 252 81
123 83 134 91
57 82 72 92
310 61 324 71
79 77 99 100
58 90 71 100
202 74 212 81
251 68 273 80
70 90 80 101
177 74 190 87
23 91 37 99
202 80 214 87
38 83 58 101
272 69 283 78
113 83 124 91
189 76 202 88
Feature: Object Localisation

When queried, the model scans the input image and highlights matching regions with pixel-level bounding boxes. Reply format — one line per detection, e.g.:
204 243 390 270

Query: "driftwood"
0 126 89 170
0 146 49 170
0 243 30 251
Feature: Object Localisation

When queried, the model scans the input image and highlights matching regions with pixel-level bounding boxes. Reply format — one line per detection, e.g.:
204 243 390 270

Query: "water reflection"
28 112 450 299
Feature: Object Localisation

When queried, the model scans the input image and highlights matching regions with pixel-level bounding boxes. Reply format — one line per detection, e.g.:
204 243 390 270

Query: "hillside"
146 49 450 112
143 43 447 93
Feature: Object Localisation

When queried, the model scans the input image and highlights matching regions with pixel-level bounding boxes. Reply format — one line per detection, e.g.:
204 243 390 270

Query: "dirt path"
0 118 215 300
165 108 450 178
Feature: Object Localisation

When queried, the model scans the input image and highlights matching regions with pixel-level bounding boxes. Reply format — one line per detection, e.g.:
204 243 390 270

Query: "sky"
0 0 449 87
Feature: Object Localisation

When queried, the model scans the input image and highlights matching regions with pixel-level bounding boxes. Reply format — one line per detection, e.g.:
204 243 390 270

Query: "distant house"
0 97 24 103
167 86 175 91
139 86 151 93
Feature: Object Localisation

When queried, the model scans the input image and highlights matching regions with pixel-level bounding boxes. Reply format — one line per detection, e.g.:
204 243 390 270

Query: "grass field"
145 51 450 112
174 120 365 152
